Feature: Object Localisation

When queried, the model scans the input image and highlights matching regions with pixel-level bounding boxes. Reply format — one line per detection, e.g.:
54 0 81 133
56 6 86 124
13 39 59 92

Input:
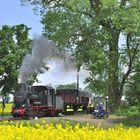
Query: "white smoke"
34 64 90 88
19 35 76 83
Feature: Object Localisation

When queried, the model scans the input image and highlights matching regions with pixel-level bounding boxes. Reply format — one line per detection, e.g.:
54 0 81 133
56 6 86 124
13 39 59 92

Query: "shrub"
115 105 140 116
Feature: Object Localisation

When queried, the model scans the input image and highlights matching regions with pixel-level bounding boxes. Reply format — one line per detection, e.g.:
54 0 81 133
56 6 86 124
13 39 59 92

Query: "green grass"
109 115 140 127
1 115 139 129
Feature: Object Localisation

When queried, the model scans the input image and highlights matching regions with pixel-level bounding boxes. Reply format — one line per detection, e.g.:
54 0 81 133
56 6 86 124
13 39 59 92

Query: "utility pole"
77 71 79 93
76 70 79 104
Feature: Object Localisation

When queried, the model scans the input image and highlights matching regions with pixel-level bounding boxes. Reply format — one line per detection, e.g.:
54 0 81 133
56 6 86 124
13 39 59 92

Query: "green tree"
125 72 140 107
20 0 140 111
0 24 31 96
56 82 77 90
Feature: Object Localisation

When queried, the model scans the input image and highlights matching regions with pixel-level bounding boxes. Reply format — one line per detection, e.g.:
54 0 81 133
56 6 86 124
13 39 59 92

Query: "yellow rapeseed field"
0 121 140 140
0 103 13 113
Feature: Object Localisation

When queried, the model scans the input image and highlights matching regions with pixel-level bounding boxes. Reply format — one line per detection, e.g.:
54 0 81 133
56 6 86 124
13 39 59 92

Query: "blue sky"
0 0 42 36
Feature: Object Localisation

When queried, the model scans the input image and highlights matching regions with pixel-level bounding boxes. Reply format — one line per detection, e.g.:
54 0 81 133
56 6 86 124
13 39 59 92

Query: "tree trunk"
108 31 122 112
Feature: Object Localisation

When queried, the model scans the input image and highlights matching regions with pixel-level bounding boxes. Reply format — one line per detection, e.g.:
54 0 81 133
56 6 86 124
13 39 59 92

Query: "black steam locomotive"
12 84 92 118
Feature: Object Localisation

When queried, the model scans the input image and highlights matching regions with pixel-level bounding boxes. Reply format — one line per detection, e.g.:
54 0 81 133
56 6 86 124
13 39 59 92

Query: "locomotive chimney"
20 83 29 93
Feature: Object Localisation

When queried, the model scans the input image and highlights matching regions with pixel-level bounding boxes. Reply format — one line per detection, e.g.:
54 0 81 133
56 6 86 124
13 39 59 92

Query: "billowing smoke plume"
19 36 76 83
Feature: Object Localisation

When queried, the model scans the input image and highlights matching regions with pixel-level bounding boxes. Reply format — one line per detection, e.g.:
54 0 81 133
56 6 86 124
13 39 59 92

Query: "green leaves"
56 83 77 90
0 24 31 95
126 72 140 107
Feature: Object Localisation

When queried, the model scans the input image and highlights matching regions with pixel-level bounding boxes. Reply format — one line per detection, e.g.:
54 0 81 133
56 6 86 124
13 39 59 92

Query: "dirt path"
61 115 116 128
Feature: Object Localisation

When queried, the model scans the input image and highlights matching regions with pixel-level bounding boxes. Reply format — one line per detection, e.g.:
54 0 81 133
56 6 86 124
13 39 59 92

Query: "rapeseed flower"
0 123 139 140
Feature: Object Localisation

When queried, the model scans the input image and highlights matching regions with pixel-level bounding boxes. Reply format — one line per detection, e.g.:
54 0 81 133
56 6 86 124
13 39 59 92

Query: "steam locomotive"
12 84 92 118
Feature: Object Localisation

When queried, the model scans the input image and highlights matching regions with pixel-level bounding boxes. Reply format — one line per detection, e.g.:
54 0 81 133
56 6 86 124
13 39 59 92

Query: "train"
56 89 92 115
11 84 92 118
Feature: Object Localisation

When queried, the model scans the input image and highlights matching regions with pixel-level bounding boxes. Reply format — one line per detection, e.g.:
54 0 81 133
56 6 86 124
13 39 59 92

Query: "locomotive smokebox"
13 83 29 109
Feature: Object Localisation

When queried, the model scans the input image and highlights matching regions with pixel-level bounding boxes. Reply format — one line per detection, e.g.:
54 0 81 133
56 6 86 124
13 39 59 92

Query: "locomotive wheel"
24 107 47 118
24 108 36 118
35 109 46 117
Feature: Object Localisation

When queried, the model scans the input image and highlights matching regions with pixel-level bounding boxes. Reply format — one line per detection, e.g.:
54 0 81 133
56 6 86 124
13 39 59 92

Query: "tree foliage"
20 0 140 111
0 24 31 96
125 72 140 107
56 82 77 90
